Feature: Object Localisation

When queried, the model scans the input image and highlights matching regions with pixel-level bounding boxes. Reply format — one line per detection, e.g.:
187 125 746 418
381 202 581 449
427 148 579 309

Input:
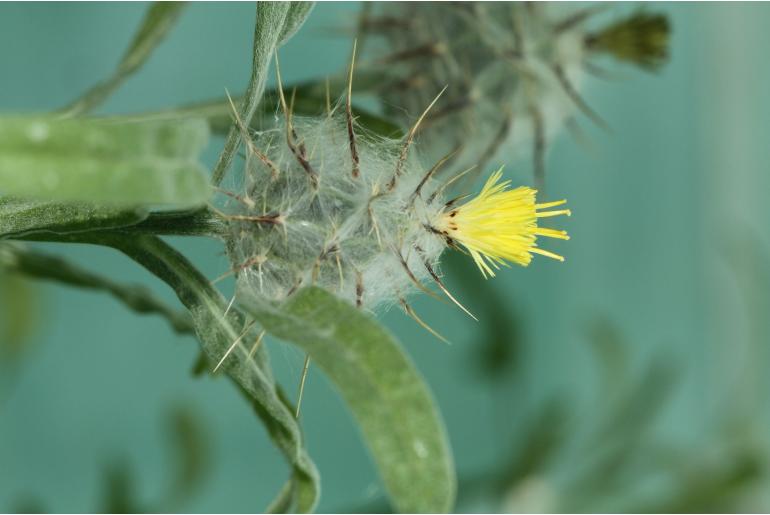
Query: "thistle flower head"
370 3 593 178
434 168 570 278
365 3 671 185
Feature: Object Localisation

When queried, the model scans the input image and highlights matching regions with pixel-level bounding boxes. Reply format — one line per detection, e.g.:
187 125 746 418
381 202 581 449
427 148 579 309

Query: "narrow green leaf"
277 2 315 45
0 268 38 359
62 2 188 116
123 69 400 139
99 459 141 514
121 91 402 139
499 400 570 491
266 480 296 514
0 197 148 239
584 316 630 398
211 2 315 186
241 286 456 513
22 232 321 512
0 116 211 208
161 406 211 511
0 242 193 335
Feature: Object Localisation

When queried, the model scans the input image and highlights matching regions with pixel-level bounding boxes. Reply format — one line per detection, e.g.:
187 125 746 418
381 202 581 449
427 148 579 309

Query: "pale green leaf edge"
242 286 456 513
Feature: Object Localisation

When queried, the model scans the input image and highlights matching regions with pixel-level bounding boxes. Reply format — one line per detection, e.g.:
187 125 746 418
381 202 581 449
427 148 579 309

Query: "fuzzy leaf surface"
241 286 456 513
0 116 210 208
277 2 315 45
0 197 148 239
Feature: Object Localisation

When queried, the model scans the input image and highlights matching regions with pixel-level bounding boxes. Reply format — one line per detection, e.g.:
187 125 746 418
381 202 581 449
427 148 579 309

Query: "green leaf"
0 267 39 359
0 242 193 335
277 2 315 45
211 2 315 186
99 458 141 514
124 70 402 139
28 232 321 512
161 405 211 511
0 115 208 159
0 197 148 239
499 399 570 492
241 286 456 513
62 2 188 116
0 116 211 208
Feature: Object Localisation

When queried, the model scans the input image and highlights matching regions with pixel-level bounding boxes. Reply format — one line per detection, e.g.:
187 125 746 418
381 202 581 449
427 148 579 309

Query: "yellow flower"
435 168 571 278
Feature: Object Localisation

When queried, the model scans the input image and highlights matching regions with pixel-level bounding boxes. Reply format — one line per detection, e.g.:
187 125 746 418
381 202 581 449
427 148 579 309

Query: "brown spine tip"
411 147 460 203
389 86 448 191
347 39 361 179
275 53 319 189
225 212 284 226
355 272 364 308
286 276 303 298
417 246 478 321
400 297 449 344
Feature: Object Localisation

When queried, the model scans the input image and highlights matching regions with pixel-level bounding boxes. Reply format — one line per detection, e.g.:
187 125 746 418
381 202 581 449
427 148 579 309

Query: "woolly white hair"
224 105 452 313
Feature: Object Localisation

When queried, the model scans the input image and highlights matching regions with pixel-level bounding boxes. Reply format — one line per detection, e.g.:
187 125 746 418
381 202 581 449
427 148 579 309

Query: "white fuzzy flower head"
224 102 449 312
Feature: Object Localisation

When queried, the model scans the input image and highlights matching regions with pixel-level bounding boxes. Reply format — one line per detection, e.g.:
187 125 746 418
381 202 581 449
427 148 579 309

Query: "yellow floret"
435 168 571 278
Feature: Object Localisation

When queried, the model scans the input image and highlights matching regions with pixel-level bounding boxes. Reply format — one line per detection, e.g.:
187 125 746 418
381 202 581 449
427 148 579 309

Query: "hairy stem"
124 208 229 239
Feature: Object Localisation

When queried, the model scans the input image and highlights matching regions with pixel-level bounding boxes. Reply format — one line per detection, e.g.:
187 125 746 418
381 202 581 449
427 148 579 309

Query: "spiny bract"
224 108 448 311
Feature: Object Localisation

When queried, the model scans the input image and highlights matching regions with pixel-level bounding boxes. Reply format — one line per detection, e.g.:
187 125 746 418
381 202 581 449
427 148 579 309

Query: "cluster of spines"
215 50 480 354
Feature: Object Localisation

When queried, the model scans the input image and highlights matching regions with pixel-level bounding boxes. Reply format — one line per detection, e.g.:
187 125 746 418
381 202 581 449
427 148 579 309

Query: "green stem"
211 4 291 187
124 208 229 239
0 243 194 335
9 230 319 512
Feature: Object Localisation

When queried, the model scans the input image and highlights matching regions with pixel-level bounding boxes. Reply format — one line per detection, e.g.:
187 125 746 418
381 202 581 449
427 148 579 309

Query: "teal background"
2 2 770 512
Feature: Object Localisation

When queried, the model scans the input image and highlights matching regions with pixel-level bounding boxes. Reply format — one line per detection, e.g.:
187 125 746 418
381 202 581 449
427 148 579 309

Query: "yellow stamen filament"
530 247 565 261
535 199 567 209
533 228 569 239
536 209 572 218
435 168 570 278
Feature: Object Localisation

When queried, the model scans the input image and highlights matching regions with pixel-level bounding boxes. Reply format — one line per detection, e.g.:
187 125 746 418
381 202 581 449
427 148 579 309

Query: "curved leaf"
0 242 193 335
278 2 315 45
21 232 321 512
211 2 315 186
62 2 188 116
241 286 456 513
